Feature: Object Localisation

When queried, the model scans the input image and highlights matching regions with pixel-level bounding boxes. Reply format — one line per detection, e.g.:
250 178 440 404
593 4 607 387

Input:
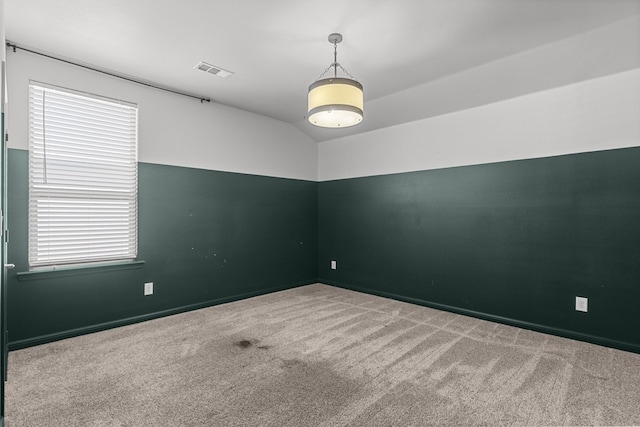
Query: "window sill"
16 260 146 282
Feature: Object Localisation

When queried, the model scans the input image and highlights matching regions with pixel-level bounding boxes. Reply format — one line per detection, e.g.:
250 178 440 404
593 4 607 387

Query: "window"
28 82 138 269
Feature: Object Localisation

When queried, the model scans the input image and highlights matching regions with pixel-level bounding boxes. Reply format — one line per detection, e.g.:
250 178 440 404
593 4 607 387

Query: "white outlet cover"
575 296 588 312
331 260 337 270
144 282 154 296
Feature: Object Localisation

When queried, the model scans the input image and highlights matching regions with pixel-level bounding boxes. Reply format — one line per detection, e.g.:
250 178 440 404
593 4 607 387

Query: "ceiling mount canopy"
308 33 364 128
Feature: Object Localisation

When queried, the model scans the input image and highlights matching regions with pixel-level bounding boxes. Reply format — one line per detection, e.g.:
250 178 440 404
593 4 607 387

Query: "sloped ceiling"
5 0 640 142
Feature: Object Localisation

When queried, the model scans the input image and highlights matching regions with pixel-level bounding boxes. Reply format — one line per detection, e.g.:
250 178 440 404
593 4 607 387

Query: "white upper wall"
318 16 640 181
6 19 640 184
5 49 318 181
318 68 640 181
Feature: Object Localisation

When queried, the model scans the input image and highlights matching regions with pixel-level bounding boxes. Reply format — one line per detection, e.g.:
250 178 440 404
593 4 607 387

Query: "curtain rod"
6 41 212 103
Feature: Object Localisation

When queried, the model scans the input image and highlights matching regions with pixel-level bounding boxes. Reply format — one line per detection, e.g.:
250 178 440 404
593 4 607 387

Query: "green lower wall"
318 147 640 353
7 149 318 348
8 146 640 354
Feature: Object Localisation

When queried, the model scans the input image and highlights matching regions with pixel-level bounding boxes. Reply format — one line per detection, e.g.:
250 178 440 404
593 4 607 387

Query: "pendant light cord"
314 42 358 81
333 40 338 78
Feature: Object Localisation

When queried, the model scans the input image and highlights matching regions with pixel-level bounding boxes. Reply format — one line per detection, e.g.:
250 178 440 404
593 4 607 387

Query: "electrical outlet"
331 260 337 270
575 296 588 312
144 282 154 296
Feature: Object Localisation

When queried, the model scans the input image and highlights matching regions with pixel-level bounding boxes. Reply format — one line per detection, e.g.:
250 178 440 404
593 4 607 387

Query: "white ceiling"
5 0 640 142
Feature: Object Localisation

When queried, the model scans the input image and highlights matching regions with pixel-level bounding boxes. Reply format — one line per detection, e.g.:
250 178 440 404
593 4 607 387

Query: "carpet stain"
234 339 253 348
234 338 272 350
213 358 365 426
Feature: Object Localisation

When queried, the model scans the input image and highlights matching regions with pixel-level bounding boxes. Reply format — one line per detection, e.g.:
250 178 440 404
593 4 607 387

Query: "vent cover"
194 61 234 78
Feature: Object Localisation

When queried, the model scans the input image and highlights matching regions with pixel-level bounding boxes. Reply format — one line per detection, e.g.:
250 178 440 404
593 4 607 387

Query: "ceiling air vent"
194 61 234 78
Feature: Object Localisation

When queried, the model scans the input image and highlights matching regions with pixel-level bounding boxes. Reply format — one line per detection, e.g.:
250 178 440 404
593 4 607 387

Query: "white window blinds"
28 82 138 268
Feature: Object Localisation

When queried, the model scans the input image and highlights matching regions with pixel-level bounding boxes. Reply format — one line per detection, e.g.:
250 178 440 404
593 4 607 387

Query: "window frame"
27 81 139 270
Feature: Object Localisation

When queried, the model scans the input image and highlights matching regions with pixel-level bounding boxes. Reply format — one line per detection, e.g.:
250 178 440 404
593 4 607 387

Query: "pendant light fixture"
308 33 363 128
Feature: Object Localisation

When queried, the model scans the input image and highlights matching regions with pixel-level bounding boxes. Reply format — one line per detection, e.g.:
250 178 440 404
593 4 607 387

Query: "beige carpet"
6 284 640 426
